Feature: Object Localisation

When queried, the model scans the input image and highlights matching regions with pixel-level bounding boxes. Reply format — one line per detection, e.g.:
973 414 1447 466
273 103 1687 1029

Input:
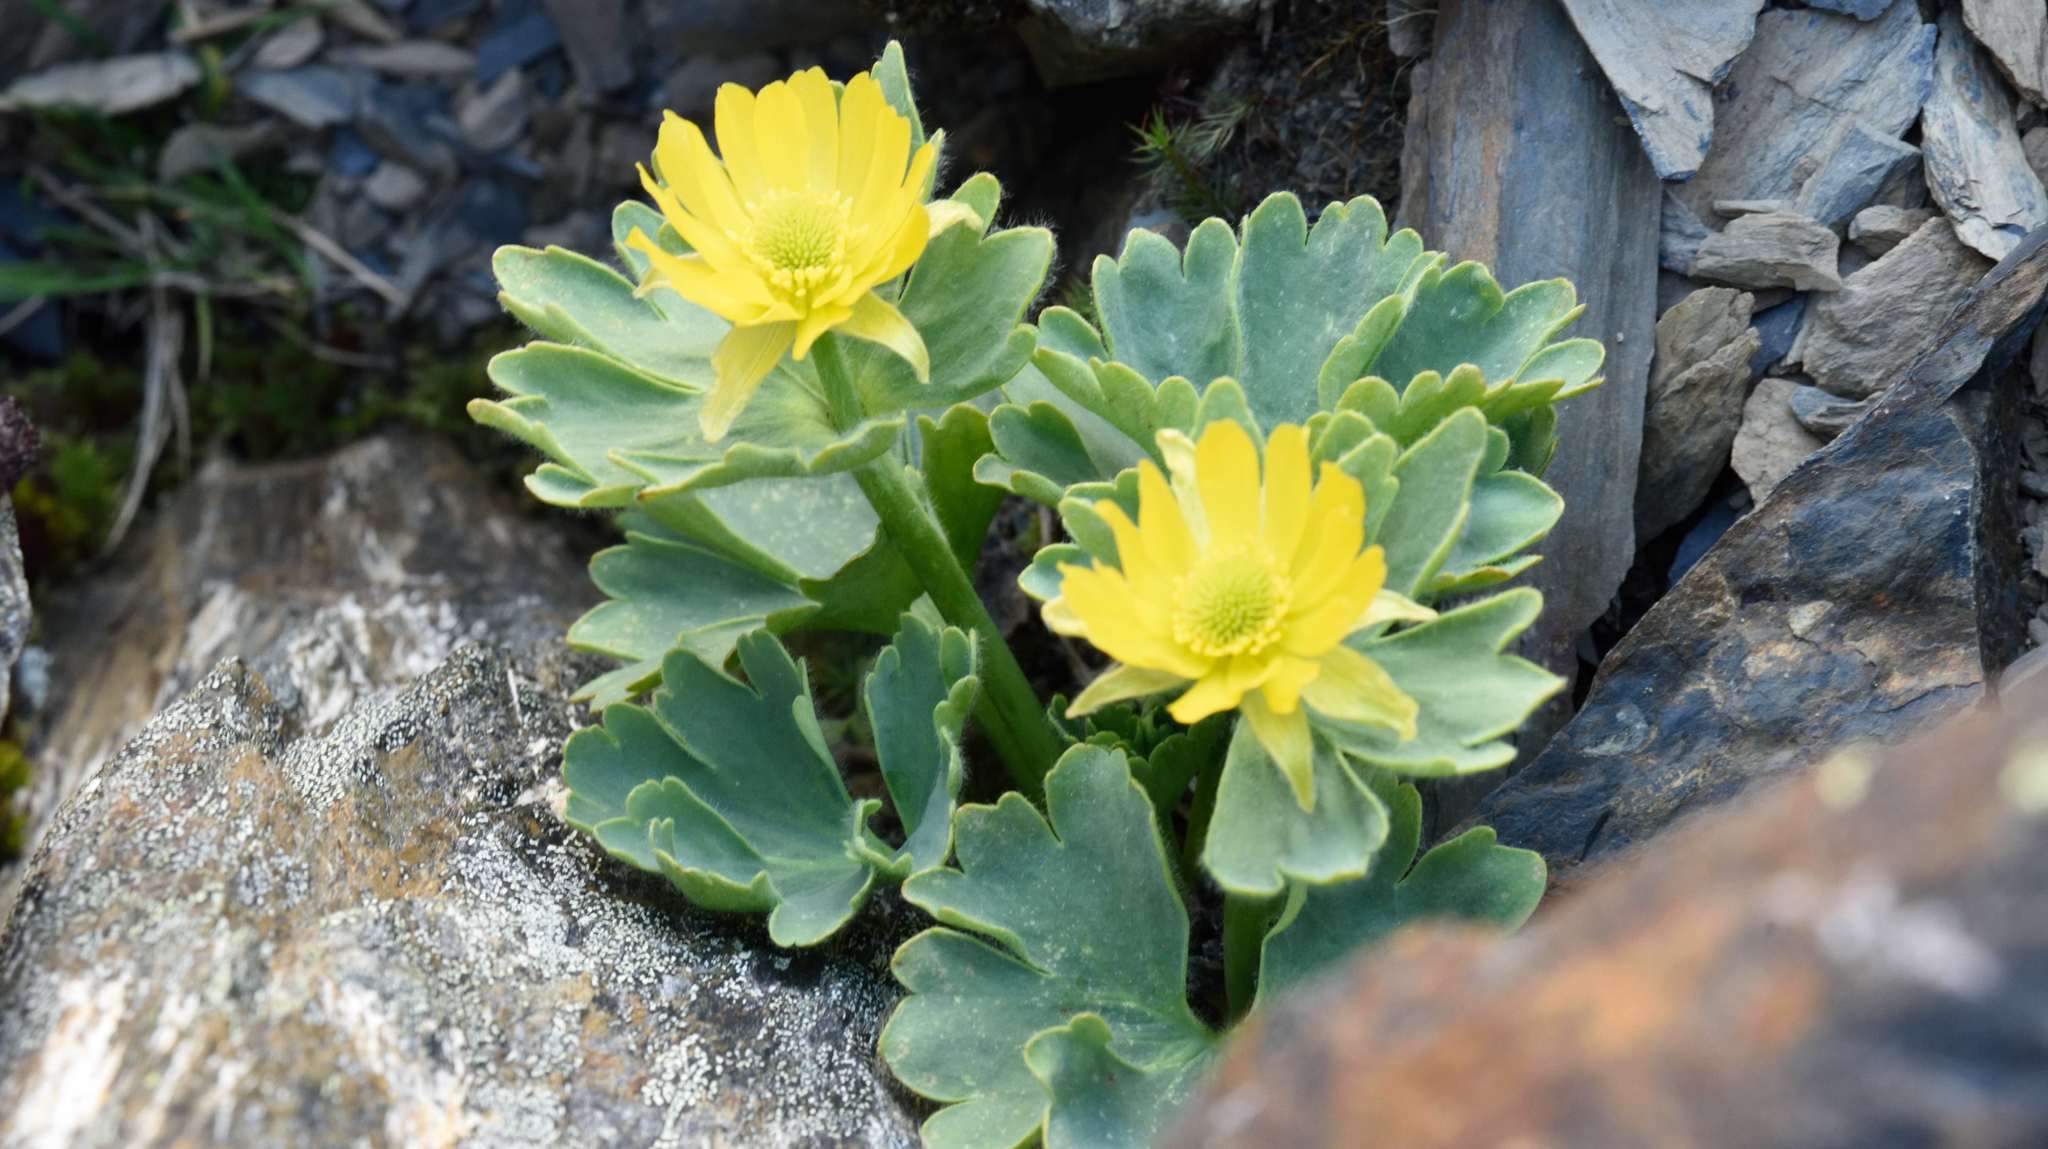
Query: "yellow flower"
1045 420 1426 807
628 67 956 441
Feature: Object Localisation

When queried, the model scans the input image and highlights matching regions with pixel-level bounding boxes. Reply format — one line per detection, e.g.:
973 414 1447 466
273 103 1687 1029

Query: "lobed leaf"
563 618 976 945
1198 721 1391 898
1258 772 1544 1002
883 745 1219 1149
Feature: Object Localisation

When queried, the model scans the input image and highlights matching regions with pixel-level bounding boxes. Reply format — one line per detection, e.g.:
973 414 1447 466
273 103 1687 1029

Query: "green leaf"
1372 407 1488 600
843 175 1052 414
642 474 879 584
883 745 1218 1149
563 619 976 946
1198 720 1391 898
565 531 817 706
873 40 926 153
920 404 1007 569
1368 261 1599 399
492 243 722 385
1259 773 1544 1002
1322 588 1566 776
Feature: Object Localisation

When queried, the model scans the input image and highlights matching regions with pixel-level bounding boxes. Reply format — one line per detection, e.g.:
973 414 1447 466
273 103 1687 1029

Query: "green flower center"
1175 548 1289 658
749 191 850 284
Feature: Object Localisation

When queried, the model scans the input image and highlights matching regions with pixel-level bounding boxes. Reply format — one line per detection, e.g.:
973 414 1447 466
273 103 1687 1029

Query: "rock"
323 0 401 42
354 79 459 182
1921 9 2048 261
1018 0 1259 85
1795 121 1922 230
1787 381 1871 441
1636 287 1762 540
1404 0 1659 785
660 52 780 121
1807 0 1896 17
0 0 171 82
0 501 25 733
238 66 366 129
250 15 323 70
2026 126 2048 186
1670 3 1934 225
329 39 476 78
1712 198 1795 218
0 52 200 115
1661 187 1712 273
1691 211 1843 292
1748 294 1806 376
457 68 528 153
1556 0 1767 181
474 5 560 86
1165 689 2048 1148
1798 217 1993 398
155 120 280 183
1462 226 2048 886
541 0 632 93
2 435 590 920
1962 0 2048 107
363 160 429 211
1386 0 1431 57
1848 204 1935 255
1732 377 1827 500
0 646 920 1147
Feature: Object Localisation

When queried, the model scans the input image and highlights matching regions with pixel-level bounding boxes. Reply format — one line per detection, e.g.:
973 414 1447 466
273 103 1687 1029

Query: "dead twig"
278 213 408 310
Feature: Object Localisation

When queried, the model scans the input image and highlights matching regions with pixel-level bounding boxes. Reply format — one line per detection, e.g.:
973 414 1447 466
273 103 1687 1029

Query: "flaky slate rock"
0 648 919 1147
1732 377 1826 500
0 52 200 115
1166 686 2048 1148
1962 0 2048 107
1671 3 1934 225
1797 216 1993 398
5 434 591 922
1557 0 1766 181
1795 121 1922 231
1692 210 1843 292
1463 226 2048 886
1922 9 2048 261
1637 287 1761 540
1017 0 1258 84
1788 381 1872 441
1848 204 1935 255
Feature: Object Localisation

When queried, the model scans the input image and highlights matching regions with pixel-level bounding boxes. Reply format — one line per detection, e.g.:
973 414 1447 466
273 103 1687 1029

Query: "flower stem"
1222 892 1273 1023
811 334 1060 799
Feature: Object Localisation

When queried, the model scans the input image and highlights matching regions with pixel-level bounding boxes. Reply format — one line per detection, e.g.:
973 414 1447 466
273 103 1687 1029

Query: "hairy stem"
1222 892 1273 1023
813 334 1060 799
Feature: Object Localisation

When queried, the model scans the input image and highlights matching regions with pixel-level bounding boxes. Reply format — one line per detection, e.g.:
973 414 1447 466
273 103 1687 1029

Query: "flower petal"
854 99 911 226
1356 584 1435 630
788 66 839 191
1136 462 1196 578
836 73 884 199
1242 693 1315 810
654 111 748 236
1059 564 1208 679
1303 645 1418 740
1196 419 1261 543
626 230 765 322
791 304 854 360
1166 655 1274 724
835 292 929 381
1262 424 1312 567
752 78 809 191
713 82 767 203
924 199 983 237
702 322 796 442
1291 462 1366 604
1284 548 1387 657
1067 664 1190 717
1256 655 1322 716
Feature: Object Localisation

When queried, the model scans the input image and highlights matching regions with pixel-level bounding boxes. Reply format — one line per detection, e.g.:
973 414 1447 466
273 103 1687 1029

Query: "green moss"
0 738 29 859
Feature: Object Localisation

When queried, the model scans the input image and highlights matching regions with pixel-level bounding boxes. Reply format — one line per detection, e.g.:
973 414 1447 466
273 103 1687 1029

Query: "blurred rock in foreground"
1168 677 2048 1147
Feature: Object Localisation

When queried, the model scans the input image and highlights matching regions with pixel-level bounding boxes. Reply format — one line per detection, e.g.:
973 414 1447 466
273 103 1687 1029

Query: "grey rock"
0 647 919 1147
1921 9 2048 261
3 436 589 920
1711 198 1795 218
542 0 632 93
329 40 475 78
250 15 323 71
1798 216 1993 398
1557 0 1767 181
1691 210 1843 292
1962 0 2048 106
323 0 400 42
660 52 780 121
1787 380 1871 440
2026 125 2048 186
1671 3 1934 225
1465 227 2048 884
475 5 560 86
1732 377 1826 500
1806 0 1896 16
363 160 429 211
0 52 200 115
1019 0 1260 85
1661 186 1712 273
0 0 171 82
597 121 658 190
1748 294 1807 377
1795 121 1922 230
1387 0 1432 58
457 68 528 153
238 66 366 129
1847 204 1935 255
1637 287 1762 540
156 120 280 183
0 504 26 732
1405 0 1659 788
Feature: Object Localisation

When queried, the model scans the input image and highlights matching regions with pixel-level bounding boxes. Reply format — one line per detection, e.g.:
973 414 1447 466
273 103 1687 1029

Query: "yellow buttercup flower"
628 67 954 441
1046 420 1426 807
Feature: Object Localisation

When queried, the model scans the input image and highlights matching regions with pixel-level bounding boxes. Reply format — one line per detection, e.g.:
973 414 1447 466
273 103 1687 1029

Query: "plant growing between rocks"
470 43 1603 1149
